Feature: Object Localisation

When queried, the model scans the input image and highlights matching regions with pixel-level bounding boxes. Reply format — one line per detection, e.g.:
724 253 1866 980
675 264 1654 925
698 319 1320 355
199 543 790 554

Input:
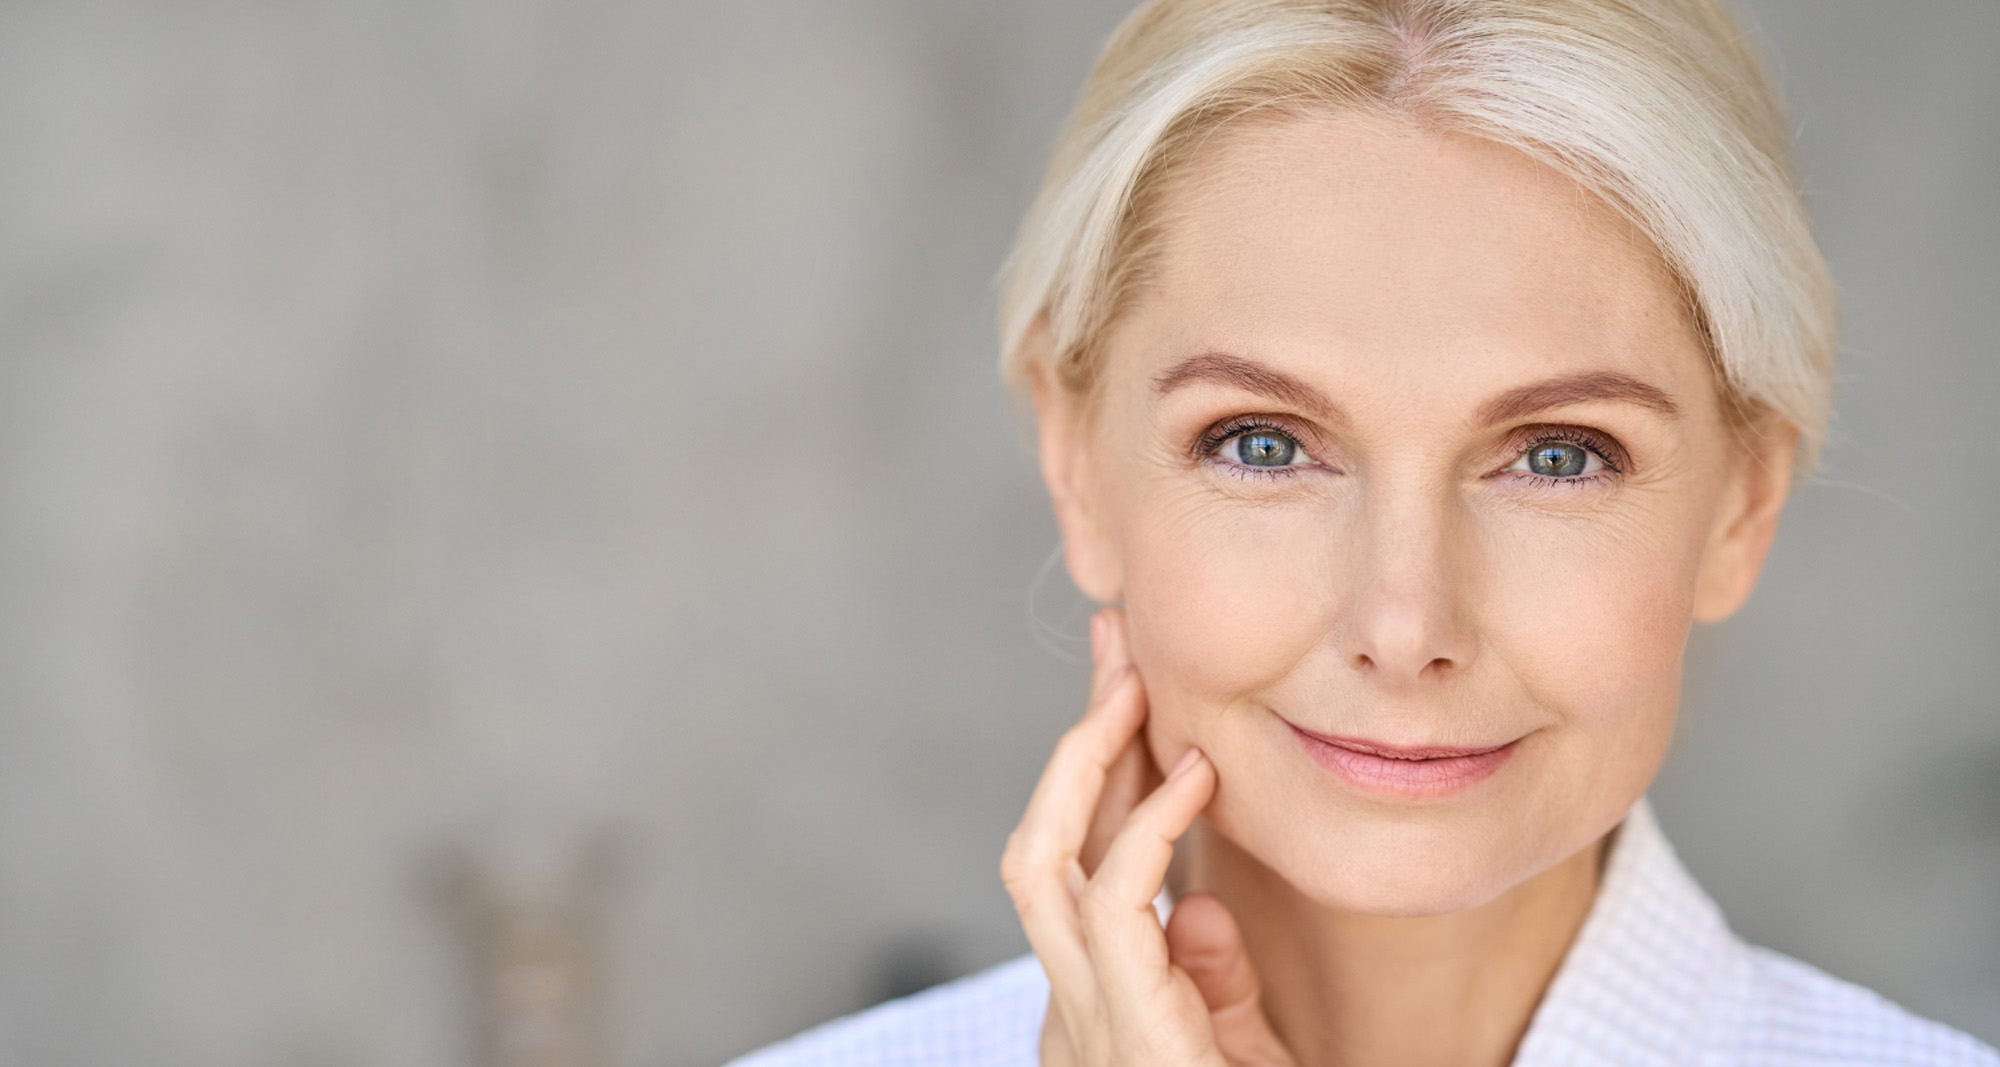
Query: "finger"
1037 989 1077 1067
1001 665 1144 970
1087 607 1120 697
1080 724 1156 877
999 614 1147 994
1009 660 1146 881
1077 748 1214 992
1009 607 1148 884
1081 609 1162 877
1082 606 1134 710
1166 892 1295 1065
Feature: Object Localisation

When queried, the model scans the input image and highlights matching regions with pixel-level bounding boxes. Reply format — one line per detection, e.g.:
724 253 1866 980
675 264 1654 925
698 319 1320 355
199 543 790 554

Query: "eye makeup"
1186 414 1633 489
1490 424 1629 491
1191 414 1327 483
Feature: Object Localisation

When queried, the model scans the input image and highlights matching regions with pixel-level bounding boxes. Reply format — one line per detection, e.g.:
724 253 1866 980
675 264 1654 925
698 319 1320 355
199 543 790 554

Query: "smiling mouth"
1283 720 1523 798
1283 722 1517 760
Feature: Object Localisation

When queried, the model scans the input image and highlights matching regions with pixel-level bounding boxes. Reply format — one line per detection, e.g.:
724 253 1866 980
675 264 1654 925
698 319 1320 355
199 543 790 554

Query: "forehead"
1122 108 1707 400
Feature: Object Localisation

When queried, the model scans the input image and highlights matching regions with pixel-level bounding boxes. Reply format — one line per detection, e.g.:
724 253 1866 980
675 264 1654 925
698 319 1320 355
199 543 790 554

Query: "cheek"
1483 504 1701 735
1116 490 1329 737
1477 502 1703 862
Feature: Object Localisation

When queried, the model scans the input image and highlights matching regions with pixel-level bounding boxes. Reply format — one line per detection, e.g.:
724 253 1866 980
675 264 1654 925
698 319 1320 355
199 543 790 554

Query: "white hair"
996 0 1837 479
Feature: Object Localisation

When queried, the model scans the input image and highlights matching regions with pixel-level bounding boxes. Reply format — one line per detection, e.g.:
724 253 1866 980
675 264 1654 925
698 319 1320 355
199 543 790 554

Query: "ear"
1691 413 1799 623
1022 318 1123 604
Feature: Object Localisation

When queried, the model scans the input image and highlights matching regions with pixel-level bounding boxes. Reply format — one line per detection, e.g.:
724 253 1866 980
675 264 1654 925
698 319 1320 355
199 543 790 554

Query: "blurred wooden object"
446 822 616 1067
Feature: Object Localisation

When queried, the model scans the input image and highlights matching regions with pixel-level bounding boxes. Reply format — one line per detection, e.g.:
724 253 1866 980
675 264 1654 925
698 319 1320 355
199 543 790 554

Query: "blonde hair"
996 0 1837 479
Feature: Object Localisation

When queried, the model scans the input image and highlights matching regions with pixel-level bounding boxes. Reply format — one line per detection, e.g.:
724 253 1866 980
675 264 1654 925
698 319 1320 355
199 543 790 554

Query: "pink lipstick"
1286 722 1520 799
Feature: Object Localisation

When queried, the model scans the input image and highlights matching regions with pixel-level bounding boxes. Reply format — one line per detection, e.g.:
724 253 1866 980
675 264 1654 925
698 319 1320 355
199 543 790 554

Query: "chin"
1280 851 1526 917
1207 788 1568 918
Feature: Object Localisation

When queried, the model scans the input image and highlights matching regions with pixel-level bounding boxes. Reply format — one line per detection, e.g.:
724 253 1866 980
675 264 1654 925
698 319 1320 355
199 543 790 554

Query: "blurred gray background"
1 2 1994 1064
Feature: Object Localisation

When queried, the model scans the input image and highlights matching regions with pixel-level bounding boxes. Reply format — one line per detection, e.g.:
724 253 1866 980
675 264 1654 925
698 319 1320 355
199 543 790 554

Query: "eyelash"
1194 417 1628 489
1195 417 1318 483
1501 426 1626 490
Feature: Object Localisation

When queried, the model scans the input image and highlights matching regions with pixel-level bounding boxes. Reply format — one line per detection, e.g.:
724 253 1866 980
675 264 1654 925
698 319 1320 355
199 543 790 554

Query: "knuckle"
1002 877 1038 920
1001 829 1042 872
999 838 1045 901
1008 886 1040 922
999 857 1028 899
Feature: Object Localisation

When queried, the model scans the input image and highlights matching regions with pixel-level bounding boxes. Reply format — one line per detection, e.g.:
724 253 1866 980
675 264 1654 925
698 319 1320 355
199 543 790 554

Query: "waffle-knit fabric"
725 795 1999 1065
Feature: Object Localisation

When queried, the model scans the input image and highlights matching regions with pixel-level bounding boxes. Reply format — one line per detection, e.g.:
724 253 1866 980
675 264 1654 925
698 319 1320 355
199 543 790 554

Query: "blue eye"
1502 429 1621 485
1527 442 1594 477
1198 419 1320 480
1233 430 1297 467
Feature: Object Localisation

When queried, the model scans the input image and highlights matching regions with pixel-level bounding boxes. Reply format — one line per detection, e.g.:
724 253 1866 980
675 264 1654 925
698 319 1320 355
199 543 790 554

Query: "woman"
730 0 1999 1063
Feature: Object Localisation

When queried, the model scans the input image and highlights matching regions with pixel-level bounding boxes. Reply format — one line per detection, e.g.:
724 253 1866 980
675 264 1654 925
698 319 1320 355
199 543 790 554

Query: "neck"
1177 820 1611 1067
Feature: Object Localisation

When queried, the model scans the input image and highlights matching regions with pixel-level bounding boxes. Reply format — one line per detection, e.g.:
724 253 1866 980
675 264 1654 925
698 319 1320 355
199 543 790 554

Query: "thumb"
1164 892 1296 1065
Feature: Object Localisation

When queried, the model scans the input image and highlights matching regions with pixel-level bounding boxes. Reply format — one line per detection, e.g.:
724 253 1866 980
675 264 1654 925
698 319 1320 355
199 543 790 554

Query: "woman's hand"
1000 607 1298 1067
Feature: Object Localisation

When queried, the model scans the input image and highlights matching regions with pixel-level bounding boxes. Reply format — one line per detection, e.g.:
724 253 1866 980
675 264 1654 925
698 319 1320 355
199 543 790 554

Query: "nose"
1330 482 1477 687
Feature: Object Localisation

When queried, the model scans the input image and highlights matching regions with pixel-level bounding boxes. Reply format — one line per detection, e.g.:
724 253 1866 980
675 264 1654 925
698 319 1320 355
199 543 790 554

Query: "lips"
1284 723 1514 761
1285 720 1521 798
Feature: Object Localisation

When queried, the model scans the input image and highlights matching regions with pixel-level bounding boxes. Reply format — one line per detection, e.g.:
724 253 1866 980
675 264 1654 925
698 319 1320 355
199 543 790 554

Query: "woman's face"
1032 108 1795 916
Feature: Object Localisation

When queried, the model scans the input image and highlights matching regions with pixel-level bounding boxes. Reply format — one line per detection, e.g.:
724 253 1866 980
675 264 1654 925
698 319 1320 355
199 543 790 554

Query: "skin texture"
1004 106 1798 1066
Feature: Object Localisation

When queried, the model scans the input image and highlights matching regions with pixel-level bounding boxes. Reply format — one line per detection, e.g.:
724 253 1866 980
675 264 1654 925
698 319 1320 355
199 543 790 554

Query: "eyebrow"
1152 352 1342 418
1475 368 1681 425
1151 352 1681 426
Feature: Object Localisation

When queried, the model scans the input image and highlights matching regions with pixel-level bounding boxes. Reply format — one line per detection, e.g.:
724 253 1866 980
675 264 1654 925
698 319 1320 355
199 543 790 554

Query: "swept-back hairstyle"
996 0 1837 479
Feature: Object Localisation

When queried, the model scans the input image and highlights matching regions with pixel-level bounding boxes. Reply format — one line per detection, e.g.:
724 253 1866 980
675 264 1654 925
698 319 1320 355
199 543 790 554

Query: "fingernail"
1168 748 1203 781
